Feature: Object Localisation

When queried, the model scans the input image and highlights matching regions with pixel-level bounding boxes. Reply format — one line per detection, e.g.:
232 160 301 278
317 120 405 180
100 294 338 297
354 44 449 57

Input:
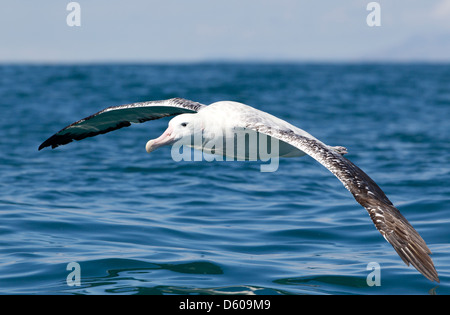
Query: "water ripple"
1 64 449 295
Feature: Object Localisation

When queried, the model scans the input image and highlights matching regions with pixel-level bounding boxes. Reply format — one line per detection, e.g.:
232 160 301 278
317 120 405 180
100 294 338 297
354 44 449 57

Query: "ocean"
0 63 449 295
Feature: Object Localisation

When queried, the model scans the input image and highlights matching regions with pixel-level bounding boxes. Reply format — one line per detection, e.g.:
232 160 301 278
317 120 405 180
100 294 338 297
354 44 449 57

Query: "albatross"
38 97 439 282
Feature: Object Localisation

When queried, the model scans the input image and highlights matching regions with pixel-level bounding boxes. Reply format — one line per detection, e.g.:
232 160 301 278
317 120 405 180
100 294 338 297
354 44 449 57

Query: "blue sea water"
0 63 449 295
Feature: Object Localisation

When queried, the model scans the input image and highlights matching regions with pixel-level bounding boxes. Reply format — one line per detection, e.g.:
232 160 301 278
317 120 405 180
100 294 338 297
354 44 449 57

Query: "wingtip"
423 268 440 283
38 139 51 151
431 275 440 283
421 262 440 283
392 236 439 283
426 261 440 283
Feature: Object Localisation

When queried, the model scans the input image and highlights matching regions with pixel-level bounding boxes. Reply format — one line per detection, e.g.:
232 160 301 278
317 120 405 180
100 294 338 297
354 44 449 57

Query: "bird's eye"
181 122 188 127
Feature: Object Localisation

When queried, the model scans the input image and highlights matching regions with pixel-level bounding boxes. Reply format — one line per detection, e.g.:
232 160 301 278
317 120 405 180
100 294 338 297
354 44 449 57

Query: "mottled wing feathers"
249 126 439 282
38 98 205 150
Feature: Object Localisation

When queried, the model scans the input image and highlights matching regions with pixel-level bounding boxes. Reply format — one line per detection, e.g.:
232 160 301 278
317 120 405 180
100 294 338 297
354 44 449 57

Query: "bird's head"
145 114 203 153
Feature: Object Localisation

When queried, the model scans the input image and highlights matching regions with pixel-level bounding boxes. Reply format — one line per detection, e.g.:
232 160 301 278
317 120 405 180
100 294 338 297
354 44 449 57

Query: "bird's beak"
146 126 175 153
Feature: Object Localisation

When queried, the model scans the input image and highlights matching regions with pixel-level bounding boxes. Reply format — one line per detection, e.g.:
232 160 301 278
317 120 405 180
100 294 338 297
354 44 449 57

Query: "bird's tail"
330 145 348 155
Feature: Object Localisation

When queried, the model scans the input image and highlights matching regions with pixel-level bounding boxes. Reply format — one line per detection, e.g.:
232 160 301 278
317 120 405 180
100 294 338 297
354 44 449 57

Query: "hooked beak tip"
146 126 175 154
145 140 156 153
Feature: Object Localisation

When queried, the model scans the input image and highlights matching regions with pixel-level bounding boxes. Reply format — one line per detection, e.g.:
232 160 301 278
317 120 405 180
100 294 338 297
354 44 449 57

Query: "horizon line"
1 58 450 66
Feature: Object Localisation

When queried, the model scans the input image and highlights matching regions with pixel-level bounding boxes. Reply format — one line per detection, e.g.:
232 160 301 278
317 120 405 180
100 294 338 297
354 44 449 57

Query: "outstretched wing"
248 125 439 282
38 98 205 150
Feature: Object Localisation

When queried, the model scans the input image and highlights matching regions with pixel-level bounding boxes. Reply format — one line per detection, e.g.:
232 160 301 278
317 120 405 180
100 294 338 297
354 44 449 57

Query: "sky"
1 0 450 63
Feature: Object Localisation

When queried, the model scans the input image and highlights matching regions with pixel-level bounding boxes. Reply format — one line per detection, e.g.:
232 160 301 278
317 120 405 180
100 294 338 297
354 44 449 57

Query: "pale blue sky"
1 0 450 63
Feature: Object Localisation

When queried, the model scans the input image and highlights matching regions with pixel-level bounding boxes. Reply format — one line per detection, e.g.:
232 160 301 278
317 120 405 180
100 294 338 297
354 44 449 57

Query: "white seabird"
39 97 439 282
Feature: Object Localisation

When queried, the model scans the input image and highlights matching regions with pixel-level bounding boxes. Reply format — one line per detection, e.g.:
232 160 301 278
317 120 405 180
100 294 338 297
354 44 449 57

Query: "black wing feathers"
250 127 439 282
38 98 204 150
